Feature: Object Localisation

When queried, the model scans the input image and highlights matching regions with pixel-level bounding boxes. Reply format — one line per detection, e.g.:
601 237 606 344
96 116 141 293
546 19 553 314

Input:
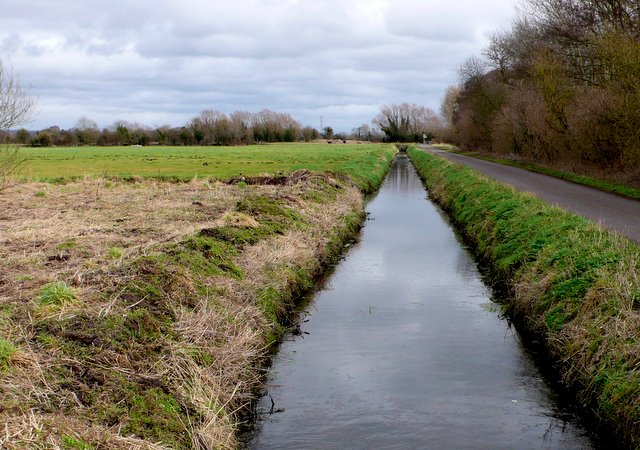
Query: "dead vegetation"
0 171 363 448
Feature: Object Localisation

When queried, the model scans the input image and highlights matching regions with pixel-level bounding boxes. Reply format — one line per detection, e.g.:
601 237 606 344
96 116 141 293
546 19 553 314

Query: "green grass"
36 282 78 307
446 148 640 201
408 145 640 447
61 435 94 450
0 338 17 372
107 246 124 259
15 143 395 188
56 240 78 250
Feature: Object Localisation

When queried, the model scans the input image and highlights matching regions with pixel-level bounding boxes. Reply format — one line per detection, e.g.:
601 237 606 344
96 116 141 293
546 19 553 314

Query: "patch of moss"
200 226 270 248
61 435 94 450
38 308 175 360
300 177 341 203
123 386 191 447
56 240 79 250
236 196 306 234
545 304 575 331
172 235 243 278
35 309 193 446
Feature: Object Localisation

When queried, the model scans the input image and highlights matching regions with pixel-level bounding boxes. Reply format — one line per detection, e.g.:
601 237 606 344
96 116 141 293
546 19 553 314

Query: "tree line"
0 103 446 147
0 108 414 147
443 0 640 185
0 109 321 147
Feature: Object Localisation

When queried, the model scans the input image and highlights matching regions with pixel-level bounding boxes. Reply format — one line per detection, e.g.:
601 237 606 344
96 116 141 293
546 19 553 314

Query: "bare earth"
420 145 640 244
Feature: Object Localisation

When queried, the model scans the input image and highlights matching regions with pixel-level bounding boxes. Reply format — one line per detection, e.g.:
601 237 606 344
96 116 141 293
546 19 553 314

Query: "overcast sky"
1 0 517 132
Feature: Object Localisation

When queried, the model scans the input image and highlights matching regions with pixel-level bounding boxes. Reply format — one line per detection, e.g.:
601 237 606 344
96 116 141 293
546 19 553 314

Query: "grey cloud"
1 0 516 132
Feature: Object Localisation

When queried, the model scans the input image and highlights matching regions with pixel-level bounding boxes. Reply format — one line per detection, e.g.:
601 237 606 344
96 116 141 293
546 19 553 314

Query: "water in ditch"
247 154 602 449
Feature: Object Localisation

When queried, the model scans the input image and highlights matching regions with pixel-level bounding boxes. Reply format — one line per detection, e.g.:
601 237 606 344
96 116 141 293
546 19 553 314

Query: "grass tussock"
408 146 640 447
36 281 78 307
0 145 396 448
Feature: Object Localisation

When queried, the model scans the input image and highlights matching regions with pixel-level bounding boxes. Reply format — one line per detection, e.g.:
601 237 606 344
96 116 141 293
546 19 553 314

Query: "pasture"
15 143 390 188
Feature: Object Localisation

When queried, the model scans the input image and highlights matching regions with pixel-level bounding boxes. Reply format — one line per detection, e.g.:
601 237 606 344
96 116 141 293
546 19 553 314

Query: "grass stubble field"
0 143 397 448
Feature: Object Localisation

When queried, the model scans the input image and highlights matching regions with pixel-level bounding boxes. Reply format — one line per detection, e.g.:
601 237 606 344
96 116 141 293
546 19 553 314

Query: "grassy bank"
408 146 640 447
0 145 396 448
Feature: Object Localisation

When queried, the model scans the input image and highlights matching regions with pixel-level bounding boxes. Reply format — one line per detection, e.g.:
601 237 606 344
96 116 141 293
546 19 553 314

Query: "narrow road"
418 145 640 243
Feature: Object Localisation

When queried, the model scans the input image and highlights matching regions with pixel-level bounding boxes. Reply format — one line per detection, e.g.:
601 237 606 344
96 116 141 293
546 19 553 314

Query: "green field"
13 143 393 188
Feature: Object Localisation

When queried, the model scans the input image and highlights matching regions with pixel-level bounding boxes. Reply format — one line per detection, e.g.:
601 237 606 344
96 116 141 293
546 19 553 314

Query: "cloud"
0 0 516 131
385 0 517 43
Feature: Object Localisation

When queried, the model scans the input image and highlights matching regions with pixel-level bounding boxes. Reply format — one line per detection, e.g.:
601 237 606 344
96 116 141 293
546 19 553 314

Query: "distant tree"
334 132 347 141
75 117 100 145
351 123 372 141
321 126 334 139
373 103 440 142
155 125 172 145
15 128 30 144
179 127 196 145
440 85 461 128
302 126 319 142
189 110 228 145
56 129 78 146
252 109 301 142
162 127 184 145
229 111 254 144
112 120 131 145
368 128 385 142
31 131 53 147
283 126 297 142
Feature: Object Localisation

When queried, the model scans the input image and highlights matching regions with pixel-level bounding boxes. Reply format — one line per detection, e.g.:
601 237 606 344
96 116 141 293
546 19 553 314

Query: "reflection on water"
384 155 415 193
248 155 600 449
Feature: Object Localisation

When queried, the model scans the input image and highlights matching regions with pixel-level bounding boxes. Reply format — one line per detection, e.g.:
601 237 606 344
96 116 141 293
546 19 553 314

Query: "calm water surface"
248 155 600 449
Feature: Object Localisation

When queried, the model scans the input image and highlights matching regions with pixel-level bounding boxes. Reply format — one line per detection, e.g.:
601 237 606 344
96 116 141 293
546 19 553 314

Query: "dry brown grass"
0 174 364 448
1 411 169 449
0 178 239 304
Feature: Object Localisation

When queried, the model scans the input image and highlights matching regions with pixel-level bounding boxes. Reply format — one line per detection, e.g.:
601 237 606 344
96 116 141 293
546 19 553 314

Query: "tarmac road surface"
418 145 640 243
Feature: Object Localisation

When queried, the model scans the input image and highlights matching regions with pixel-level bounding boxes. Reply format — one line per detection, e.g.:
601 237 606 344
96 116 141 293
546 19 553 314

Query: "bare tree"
74 117 100 145
1 60 36 190
0 60 35 131
229 111 254 144
458 56 488 84
351 123 372 141
440 85 462 128
373 103 440 142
